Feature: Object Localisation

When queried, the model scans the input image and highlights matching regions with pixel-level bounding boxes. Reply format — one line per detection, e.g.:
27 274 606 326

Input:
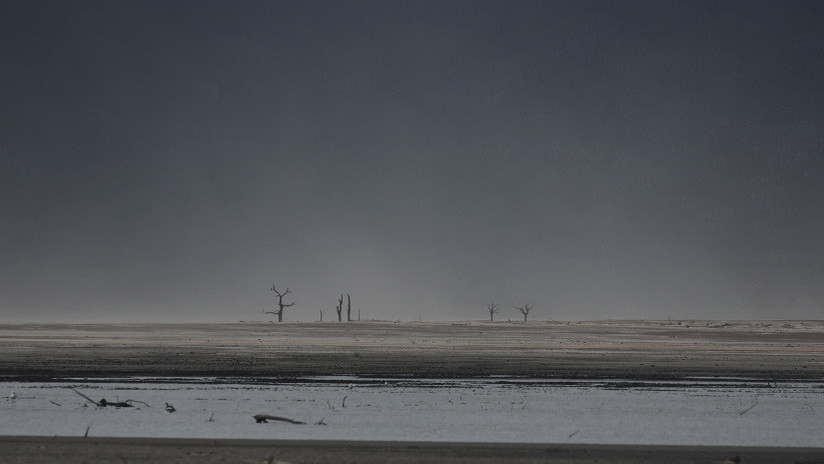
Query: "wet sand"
1 320 822 380
1 436 823 464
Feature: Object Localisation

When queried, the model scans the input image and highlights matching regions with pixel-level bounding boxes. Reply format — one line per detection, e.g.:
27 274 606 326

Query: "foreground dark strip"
1 437 822 464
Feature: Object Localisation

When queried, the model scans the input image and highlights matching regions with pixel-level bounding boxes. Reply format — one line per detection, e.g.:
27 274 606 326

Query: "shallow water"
2 377 822 446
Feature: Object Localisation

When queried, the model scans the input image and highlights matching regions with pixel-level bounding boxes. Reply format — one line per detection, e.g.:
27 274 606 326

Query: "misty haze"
2 1 823 323
2 1 824 463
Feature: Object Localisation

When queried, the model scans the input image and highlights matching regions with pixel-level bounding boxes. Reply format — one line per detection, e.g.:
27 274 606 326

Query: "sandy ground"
2 321 822 463
1 320 822 380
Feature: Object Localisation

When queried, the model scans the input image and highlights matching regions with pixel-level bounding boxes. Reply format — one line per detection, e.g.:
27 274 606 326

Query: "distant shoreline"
3 318 821 325
2 320 822 381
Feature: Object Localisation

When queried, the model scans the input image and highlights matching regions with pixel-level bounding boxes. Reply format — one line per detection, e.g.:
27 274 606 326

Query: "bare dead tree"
346 294 352 322
336 294 344 322
264 285 296 322
514 303 533 322
487 302 500 322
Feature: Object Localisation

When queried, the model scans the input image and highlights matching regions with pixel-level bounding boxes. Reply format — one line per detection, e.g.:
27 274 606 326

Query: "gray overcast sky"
2 0 823 322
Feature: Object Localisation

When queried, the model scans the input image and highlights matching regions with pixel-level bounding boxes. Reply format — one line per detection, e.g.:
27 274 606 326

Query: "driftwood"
738 400 759 416
70 388 97 405
96 398 133 408
253 414 306 424
70 388 148 408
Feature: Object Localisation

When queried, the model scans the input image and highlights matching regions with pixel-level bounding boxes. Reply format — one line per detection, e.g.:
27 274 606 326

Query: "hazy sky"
2 0 823 322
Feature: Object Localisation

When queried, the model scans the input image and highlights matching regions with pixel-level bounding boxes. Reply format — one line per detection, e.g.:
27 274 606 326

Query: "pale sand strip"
1 321 822 380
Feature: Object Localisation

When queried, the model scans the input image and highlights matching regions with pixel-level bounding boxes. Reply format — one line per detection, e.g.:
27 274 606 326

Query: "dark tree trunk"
267 285 295 322
514 304 532 323
346 294 352 322
487 303 499 322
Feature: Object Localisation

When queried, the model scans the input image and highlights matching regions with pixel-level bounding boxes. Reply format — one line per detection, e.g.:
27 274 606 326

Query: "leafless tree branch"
514 303 533 322
487 302 500 321
267 284 296 322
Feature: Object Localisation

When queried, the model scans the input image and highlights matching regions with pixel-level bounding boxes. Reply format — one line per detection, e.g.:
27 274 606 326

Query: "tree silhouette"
264 285 296 322
514 303 533 322
487 302 500 321
336 294 344 322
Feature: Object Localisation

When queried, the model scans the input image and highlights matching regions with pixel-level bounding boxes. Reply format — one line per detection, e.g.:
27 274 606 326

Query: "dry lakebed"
1 320 822 463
